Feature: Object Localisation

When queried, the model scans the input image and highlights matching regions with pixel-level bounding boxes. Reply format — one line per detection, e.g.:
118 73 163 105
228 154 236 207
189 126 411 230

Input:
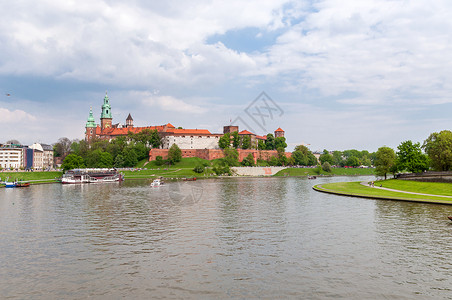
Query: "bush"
155 156 164 166
322 162 332 172
313 165 322 175
193 165 205 173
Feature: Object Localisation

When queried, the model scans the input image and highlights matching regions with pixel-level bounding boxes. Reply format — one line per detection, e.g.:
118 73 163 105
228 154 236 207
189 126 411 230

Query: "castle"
85 93 287 162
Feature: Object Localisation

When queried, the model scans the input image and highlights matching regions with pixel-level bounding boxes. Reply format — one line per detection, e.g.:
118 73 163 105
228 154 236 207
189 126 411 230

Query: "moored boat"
61 168 124 184
16 182 30 187
151 178 164 187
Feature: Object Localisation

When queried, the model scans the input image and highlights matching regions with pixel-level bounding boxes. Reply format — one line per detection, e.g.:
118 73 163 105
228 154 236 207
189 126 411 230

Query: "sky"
1 0 452 152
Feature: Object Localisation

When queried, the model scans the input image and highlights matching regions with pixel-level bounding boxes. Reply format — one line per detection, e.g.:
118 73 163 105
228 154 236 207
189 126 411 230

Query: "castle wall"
149 149 291 163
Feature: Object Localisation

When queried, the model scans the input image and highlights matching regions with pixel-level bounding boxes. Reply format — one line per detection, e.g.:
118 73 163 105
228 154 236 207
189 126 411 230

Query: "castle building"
85 93 284 154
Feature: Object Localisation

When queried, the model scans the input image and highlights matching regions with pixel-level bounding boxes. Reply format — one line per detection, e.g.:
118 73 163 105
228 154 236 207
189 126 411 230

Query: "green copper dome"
101 92 112 119
85 107 96 128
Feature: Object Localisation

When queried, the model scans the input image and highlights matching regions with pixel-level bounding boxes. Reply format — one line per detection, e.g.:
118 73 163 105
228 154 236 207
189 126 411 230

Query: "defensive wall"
396 171 452 183
149 149 291 163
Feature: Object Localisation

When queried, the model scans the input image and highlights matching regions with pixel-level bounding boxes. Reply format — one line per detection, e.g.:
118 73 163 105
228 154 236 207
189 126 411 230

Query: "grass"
376 179 452 197
274 167 375 177
0 171 62 182
314 181 452 204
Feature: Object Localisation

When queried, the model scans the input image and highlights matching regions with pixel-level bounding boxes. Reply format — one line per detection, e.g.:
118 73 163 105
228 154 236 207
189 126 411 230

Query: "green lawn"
0 171 63 184
274 167 375 177
376 179 452 197
315 181 452 204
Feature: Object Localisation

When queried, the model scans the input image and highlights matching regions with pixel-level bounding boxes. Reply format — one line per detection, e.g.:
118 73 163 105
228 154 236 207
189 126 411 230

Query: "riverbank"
274 167 374 177
313 180 452 205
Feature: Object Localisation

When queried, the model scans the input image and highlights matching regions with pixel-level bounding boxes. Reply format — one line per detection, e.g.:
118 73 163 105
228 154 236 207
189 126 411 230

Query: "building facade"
0 146 24 169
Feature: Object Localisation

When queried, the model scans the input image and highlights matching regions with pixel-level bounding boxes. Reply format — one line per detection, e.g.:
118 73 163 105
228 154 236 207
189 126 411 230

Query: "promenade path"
360 181 452 199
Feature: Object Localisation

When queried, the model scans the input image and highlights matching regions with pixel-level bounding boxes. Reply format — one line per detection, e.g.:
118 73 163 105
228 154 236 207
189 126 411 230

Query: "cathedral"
85 93 284 152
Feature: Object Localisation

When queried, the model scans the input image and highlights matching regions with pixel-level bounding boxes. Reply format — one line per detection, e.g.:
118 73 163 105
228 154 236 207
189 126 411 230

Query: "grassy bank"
0 171 62 183
375 179 452 196
274 167 375 177
314 181 452 205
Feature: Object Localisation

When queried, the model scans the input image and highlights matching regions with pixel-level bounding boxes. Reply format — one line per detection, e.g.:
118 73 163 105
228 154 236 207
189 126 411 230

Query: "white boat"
150 178 164 187
61 168 123 184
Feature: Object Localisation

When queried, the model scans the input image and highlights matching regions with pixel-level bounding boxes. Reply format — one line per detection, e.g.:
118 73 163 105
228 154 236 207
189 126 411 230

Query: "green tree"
132 129 161 148
155 156 164 166
223 148 239 166
345 156 360 167
99 152 113 168
114 154 125 168
277 147 288 166
292 150 307 165
193 165 205 173
423 130 452 171
396 140 429 173
241 135 251 149
274 137 287 150
123 147 138 167
322 161 332 172
232 131 240 149
375 146 396 180
332 151 344 166
167 144 182 164
258 140 266 150
61 154 85 171
319 150 334 165
241 153 255 166
218 133 231 149
265 134 275 150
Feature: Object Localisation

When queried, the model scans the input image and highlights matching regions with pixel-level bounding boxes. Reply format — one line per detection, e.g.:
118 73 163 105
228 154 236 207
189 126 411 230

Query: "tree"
123 147 138 167
345 156 360 167
167 144 182 164
375 146 396 180
155 156 164 166
98 152 113 168
241 153 255 166
53 137 72 158
114 154 125 168
61 154 85 171
274 137 287 150
132 129 161 148
322 161 332 172
232 131 240 149
218 133 231 149
423 130 452 171
241 135 251 149
396 140 429 173
319 150 334 165
258 140 266 150
193 165 205 173
332 151 344 166
265 134 275 150
223 148 239 166
292 145 318 166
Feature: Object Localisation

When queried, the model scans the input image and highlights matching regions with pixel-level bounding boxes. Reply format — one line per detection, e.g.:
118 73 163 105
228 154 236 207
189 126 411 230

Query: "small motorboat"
151 178 164 187
307 175 317 180
448 216 452 221
183 177 197 181
4 181 17 188
16 182 30 187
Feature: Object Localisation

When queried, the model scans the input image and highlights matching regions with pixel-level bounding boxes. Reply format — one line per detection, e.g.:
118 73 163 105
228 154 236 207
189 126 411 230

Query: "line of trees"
57 129 161 171
218 132 287 151
374 130 452 179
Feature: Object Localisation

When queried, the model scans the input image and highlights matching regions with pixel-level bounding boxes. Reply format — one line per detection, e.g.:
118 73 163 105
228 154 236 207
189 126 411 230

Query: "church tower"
126 113 133 128
85 107 97 142
100 92 112 130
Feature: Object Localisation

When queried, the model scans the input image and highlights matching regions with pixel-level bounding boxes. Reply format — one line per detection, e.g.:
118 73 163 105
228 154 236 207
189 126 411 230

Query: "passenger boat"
151 178 164 187
61 168 124 184
4 181 16 188
15 182 30 187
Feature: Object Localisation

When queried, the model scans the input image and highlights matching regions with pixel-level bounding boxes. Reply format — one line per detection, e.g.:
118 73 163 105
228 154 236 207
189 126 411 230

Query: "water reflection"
2 176 452 299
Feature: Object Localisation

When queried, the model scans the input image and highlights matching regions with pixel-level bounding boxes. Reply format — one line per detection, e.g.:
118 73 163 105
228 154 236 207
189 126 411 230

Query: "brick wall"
149 149 291 163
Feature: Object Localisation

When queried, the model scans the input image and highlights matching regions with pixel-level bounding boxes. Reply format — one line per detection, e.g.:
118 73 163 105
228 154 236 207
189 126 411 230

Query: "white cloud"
0 107 36 123
139 92 207 114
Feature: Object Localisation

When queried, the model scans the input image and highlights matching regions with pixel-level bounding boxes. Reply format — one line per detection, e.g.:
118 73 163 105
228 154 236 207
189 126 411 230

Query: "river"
1 176 452 299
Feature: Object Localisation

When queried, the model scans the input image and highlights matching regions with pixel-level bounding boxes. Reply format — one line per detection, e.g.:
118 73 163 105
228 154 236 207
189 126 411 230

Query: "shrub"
193 165 205 173
322 162 332 172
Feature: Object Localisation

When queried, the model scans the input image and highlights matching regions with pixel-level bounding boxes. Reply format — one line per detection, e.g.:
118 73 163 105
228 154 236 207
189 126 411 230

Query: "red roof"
238 130 255 135
256 135 267 140
167 128 212 135
275 127 284 132
166 123 175 128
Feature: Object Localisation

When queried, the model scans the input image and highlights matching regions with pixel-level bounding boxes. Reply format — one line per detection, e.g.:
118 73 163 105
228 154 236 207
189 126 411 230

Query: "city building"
0 144 24 170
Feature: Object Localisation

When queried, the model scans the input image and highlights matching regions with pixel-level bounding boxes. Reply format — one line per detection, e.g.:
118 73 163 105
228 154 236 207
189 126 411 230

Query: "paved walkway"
360 181 452 198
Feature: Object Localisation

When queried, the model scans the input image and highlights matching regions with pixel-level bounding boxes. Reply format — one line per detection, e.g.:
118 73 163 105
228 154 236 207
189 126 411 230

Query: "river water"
1 176 452 299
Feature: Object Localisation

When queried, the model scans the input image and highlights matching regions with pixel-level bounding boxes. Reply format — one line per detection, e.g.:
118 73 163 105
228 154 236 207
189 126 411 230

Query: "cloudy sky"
1 0 452 151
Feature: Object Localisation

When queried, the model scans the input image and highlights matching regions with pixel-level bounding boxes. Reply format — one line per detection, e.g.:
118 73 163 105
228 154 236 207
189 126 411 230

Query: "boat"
183 177 197 181
448 216 452 221
15 182 30 187
61 168 124 184
4 181 16 188
307 175 317 179
151 178 164 187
